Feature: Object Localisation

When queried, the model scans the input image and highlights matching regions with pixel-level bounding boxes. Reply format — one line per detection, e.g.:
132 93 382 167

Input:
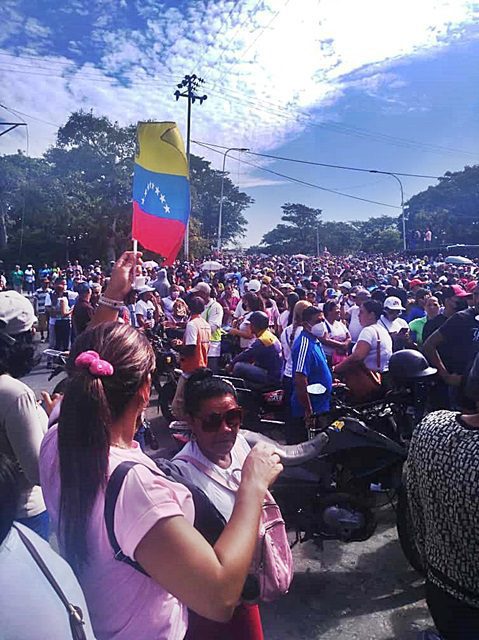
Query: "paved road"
24 354 435 640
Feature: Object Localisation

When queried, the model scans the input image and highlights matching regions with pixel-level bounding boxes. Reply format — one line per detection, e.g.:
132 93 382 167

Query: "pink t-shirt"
40 426 194 640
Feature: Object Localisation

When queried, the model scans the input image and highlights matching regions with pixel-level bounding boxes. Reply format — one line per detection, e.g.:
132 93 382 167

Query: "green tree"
405 166 479 244
260 203 323 254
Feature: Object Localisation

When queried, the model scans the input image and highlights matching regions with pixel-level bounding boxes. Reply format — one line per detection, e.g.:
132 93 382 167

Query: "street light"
217 147 249 251
369 170 406 252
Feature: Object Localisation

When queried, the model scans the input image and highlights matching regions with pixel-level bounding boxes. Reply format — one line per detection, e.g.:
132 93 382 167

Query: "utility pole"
217 147 249 251
174 74 207 259
316 226 320 257
370 170 407 252
0 121 26 137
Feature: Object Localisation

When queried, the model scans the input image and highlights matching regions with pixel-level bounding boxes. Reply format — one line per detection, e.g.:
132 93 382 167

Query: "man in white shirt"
379 296 410 351
135 285 160 330
190 282 223 372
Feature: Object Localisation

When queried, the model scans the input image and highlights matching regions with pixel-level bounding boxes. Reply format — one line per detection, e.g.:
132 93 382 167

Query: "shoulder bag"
13 525 87 640
176 454 293 603
340 327 382 403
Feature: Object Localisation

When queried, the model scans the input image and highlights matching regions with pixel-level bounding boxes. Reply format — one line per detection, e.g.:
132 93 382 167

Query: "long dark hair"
242 292 264 313
0 331 36 378
286 292 300 326
58 322 155 573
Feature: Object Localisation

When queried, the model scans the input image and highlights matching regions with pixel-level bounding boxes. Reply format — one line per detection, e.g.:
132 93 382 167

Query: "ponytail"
58 322 155 573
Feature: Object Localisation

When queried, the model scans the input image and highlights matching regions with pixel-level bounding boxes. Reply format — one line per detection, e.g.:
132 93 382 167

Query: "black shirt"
423 314 447 343
439 308 479 374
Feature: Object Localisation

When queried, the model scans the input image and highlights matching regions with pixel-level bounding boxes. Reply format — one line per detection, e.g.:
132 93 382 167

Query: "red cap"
409 278 424 288
451 284 471 298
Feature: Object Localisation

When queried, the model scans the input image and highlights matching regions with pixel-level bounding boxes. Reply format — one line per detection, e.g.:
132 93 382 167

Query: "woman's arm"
135 443 282 622
229 324 253 340
333 340 371 374
91 252 141 327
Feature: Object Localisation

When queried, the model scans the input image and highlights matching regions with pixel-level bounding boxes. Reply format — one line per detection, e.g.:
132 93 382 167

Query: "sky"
1 0 479 247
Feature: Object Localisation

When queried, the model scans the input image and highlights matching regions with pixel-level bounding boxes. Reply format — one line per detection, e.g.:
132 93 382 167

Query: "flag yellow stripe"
135 122 188 177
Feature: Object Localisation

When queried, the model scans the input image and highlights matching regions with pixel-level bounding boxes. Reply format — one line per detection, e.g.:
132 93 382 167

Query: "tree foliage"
0 111 253 266
404 165 479 244
260 203 323 254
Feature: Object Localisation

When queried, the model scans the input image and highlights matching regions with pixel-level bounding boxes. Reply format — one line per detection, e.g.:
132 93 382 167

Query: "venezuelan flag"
132 122 190 265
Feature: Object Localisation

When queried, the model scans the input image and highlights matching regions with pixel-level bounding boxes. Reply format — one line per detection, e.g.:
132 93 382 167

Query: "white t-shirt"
280 324 303 378
135 299 155 328
233 299 246 319
378 314 408 334
279 309 290 332
238 311 256 349
348 305 363 343
174 433 251 521
312 319 349 356
354 322 392 372
0 524 96 639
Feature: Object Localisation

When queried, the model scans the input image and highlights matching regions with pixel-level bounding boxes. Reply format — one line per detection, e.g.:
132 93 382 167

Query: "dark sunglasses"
200 407 243 432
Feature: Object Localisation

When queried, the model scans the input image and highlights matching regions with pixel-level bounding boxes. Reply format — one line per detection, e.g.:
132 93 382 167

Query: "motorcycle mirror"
307 383 327 395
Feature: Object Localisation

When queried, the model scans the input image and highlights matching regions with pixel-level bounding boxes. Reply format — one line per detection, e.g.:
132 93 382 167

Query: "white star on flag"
155 187 160 196
159 194 166 203
164 204 170 214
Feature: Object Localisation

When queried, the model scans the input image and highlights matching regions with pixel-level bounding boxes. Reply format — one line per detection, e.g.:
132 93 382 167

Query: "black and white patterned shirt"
407 410 479 606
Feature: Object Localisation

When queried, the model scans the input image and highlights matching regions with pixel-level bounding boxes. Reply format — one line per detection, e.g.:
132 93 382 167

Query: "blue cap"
77 282 91 294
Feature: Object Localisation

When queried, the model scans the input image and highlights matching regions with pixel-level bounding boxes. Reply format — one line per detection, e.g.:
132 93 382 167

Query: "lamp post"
370 170 406 252
217 147 249 251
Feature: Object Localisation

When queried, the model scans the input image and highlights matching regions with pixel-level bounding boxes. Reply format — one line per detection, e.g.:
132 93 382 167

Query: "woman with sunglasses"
39 252 283 640
174 367 285 640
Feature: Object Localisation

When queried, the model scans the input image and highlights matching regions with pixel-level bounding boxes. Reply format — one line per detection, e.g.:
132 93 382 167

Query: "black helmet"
388 349 437 379
465 353 479 401
248 311 269 332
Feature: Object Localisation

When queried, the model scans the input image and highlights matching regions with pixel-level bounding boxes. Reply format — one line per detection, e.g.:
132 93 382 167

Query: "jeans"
54 319 71 351
233 362 269 384
17 510 49 541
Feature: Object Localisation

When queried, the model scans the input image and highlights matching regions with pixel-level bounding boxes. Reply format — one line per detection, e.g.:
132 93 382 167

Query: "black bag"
14 525 87 640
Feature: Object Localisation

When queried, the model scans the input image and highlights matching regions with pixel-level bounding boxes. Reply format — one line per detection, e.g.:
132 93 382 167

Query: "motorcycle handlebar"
240 429 329 466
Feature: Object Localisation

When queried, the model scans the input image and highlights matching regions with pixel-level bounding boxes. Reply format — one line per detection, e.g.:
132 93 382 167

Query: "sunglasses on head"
200 407 243 432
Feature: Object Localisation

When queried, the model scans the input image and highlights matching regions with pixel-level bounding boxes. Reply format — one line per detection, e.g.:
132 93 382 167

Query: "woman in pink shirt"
39 253 282 640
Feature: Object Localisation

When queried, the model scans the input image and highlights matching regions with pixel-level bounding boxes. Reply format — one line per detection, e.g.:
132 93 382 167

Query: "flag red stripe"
132 202 186 265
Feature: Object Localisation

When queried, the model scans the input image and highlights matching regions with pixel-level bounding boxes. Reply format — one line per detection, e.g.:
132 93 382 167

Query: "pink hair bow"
75 350 114 377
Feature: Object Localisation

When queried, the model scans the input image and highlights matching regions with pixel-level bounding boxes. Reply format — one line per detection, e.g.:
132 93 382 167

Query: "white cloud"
0 0 478 168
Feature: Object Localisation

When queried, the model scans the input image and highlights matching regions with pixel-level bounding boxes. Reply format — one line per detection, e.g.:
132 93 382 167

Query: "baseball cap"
383 296 405 311
325 287 338 299
77 282 91 295
136 285 155 295
409 279 424 288
0 291 37 336
246 279 261 293
339 281 352 290
442 284 471 299
190 282 211 296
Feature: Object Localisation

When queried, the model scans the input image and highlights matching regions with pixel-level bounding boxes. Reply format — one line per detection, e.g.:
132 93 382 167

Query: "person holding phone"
378 297 410 352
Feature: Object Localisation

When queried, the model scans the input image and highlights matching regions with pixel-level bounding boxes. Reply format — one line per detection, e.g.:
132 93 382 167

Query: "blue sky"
1 0 478 246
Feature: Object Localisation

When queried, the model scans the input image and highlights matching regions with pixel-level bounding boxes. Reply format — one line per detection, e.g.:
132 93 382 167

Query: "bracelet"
99 295 123 310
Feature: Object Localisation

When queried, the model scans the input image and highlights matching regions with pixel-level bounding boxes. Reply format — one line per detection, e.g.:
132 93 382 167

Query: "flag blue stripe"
133 164 189 224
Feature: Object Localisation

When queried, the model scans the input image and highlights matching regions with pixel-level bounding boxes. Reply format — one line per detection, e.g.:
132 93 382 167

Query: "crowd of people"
1 248 479 640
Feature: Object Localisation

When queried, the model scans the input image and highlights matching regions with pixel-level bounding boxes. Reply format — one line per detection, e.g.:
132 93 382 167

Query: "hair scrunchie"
75 350 114 377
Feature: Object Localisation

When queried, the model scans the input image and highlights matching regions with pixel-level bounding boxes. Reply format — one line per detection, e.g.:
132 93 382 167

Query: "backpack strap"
374 328 381 370
104 461 150 576
104 459 228 576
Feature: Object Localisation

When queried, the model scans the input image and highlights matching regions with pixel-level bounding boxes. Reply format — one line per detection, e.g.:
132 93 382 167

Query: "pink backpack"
176 454 293 602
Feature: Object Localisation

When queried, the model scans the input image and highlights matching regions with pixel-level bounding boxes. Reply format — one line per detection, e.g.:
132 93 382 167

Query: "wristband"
99 295 123 310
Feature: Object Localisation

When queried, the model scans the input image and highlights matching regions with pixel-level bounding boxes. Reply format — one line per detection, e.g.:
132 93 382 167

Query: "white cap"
383 296 405 311
246 279 261 293
339 281 352 290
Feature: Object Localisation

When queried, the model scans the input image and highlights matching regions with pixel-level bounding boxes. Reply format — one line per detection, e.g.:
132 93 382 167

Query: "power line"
237 0 291 62
193 139 443 179
0 103 60 128
194 140 401 209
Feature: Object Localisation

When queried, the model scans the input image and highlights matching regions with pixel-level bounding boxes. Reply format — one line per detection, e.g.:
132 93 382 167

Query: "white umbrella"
201 260 224 271
445 255 474 265
143 259 159 269
293 253 309 260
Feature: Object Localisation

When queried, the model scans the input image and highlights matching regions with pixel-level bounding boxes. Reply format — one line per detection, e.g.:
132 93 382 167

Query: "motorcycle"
145 330 182 422
167 414 413 566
